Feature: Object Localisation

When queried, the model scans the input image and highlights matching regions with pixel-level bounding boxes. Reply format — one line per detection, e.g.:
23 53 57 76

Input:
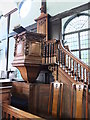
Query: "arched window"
63 13 90 66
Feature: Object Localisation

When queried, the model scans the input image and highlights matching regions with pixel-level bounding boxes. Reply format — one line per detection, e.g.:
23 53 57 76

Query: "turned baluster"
10 115 13 120
50 43 51 63
83 68 85 84
86 70 88 85
47 43 49 63
68 55 69 68
14 117 17 120
64 53 66 70
58 44 60 64
78 64 80 81
62 51 64 68
70 58 72 75
60 48 62 67
54 42 56 63
41 42 43 57
80 65 81 81
46 44 47 63
81 66 83 82
45 43 46 63
52 43 54 56
52 43 54 63
6 113 8 119
62 51 65 67
66 55 69 73
76 63 78 81
61 49 63 67
51 43 52 63
74 62 76 80
77 63 79 80
73 60 74 78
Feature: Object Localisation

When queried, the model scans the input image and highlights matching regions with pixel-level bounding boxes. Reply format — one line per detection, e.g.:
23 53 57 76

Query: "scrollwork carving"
39 18 46 26
14 31 45 56
24 40 29 56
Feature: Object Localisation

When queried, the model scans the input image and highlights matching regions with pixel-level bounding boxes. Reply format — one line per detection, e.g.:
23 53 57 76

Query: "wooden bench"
0 85 12 105
11 82 30 111
2 104 45 120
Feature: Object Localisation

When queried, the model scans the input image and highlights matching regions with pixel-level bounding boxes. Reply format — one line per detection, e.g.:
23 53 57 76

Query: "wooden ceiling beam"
50 2 90 22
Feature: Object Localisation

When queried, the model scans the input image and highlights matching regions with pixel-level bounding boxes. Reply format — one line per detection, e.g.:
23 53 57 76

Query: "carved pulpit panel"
12 31 45 83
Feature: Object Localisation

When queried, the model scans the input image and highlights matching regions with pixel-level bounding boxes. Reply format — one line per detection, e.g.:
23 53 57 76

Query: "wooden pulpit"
12 31 45 83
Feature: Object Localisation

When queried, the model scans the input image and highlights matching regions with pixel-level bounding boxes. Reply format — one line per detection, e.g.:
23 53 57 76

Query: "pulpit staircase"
2 39 90 119
42 39 90 85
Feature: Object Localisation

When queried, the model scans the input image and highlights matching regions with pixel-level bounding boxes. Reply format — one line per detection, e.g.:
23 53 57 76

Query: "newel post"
35 1 49 41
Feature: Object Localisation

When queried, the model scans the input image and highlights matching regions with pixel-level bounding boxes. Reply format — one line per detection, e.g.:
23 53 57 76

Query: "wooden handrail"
42 39 90 84
59 41 90 72
59 40 90 84
2 104 45 119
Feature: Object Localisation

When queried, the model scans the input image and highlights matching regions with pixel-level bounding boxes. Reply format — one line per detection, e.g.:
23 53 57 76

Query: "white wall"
10 0 41 33
47 0 89 16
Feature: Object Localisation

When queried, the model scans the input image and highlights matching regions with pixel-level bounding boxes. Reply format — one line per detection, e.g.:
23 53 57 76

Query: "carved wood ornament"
12 1 48 83
35 5 48 41
12 31 45 83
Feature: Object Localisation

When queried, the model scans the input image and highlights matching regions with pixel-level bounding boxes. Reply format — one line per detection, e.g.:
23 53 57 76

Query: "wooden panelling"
61 84 71 118
12 82 29 98
35 12 48 41
12 31 45 83
3 82 89 119
0 86 12 105
38 84 50 114
29 84 50 115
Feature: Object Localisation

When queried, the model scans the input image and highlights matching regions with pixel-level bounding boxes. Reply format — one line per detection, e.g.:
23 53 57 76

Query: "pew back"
2 104 45 120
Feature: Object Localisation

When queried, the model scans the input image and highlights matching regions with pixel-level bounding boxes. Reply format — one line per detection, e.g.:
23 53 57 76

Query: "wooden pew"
2 104 45 120
0 86 12 105
11 82 30 111
48 81 63 118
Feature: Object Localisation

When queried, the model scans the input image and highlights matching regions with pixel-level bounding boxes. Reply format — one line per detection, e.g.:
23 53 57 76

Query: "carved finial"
40 6 44 13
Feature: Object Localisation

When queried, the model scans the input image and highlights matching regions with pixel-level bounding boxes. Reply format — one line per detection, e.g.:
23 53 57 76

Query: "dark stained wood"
0 82 89 119
2 104 45 119
75 84 83 118
0 86 12 105
42 40 59 64
48 81 63 118
59 40 90 84
6 14 10 72
71 83 89 118
41 0 46 13
12 31 45 82
4 8 17 17
11 82 30 98
29 84 50 114
61 84 72 118
35 11 48 41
